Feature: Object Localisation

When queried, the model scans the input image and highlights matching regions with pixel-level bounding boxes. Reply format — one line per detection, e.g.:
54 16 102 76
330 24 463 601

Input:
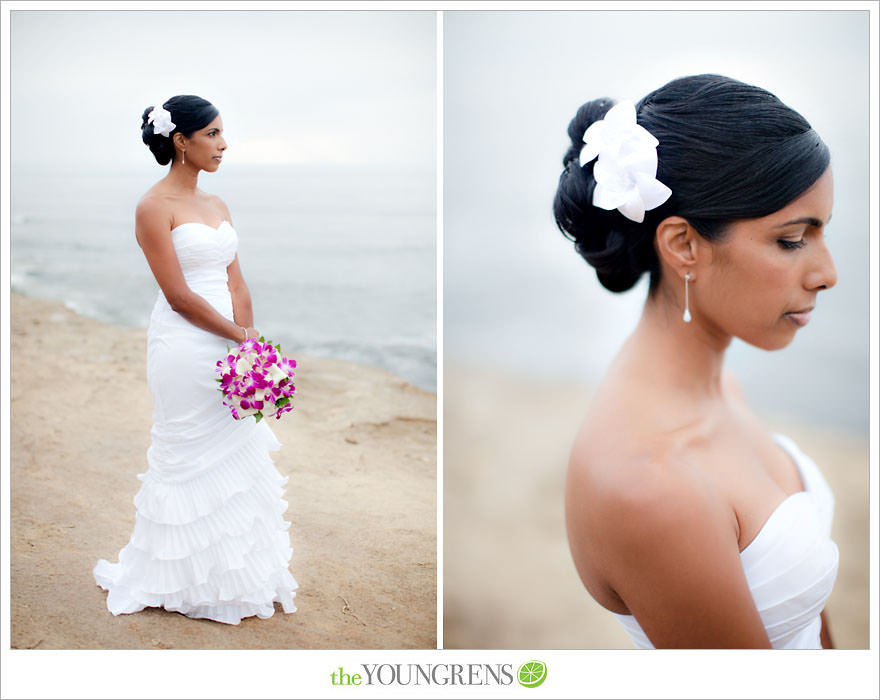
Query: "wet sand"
10 292 436 650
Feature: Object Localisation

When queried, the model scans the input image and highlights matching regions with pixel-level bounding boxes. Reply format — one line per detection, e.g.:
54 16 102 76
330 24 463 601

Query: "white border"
1 648 878 698
0 0 12 686
2 2 878 699
869 0 880 668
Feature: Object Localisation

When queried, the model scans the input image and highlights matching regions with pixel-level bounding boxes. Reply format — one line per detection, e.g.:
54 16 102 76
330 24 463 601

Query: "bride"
555 75 838 648
93 95 298 625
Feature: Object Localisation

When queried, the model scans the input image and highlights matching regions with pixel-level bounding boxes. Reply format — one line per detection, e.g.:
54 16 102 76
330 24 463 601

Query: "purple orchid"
215 335 296 423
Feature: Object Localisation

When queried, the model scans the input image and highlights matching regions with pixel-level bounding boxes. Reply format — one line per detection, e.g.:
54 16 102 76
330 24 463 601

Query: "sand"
7 291 870 651
9 292 436 650
443 360 870 649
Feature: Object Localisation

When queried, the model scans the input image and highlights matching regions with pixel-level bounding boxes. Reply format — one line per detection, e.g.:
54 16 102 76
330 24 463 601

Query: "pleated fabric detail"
94 429 298 625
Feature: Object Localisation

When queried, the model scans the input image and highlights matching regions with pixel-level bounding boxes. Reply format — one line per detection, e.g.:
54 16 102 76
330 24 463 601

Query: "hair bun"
141 104 175 165
554 97 652 293
562 98 614 167
140 105 154 132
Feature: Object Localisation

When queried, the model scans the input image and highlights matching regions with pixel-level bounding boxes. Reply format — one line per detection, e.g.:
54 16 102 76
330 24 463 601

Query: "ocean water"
11 165 436 392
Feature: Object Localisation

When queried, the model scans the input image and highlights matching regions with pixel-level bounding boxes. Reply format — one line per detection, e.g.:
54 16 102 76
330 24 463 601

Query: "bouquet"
215 336 296 422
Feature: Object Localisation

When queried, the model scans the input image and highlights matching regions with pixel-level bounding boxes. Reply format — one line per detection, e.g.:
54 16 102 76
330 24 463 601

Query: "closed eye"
778 239 806 250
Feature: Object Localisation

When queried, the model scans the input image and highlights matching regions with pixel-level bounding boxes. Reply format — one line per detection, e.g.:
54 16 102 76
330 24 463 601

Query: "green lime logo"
517 660 547 688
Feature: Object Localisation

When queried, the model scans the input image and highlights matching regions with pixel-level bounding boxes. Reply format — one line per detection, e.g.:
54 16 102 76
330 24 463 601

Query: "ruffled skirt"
93 292 298 625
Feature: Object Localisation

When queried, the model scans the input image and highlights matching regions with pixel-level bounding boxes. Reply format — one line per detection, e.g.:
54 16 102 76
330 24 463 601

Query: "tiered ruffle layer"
94 426 298 625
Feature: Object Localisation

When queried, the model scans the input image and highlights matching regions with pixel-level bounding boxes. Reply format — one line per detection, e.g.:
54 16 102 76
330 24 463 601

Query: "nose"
805 238 837 292
218 137 227 151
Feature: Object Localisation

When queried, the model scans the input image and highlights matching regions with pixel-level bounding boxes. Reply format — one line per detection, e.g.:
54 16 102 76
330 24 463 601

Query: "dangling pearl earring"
181 150 185 165
683 272 692 323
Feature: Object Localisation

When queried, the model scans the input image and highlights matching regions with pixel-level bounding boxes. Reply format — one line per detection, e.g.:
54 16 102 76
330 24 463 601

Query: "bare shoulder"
567 439 771 648
566 423 737 610
565 375 770 646
566 368 733 581
135 193 173 241
569 432 723 540
603 453 728 550
136 190 167 215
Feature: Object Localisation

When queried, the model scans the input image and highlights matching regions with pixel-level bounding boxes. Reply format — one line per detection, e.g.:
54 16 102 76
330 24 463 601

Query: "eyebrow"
775 214 831 228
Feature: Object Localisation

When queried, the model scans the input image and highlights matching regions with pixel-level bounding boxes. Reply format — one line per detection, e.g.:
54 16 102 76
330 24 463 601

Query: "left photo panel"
8 10 437 649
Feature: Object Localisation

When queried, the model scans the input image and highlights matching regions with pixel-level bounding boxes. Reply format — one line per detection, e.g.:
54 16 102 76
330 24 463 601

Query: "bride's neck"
621 286 732 403
166 162 200 193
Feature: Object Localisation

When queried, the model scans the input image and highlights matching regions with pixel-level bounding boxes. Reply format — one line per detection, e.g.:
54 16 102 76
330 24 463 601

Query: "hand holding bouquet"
215 336 296 422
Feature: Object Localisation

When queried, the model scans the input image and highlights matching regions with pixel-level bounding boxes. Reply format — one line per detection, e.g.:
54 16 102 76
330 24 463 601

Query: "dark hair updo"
140 95 219 166
553 74 830 293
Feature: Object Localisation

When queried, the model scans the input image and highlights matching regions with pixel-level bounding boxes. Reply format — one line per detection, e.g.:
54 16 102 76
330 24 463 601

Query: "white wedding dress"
93 220 298 625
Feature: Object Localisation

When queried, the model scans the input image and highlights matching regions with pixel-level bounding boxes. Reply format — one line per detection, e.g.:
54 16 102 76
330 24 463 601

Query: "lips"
784 306 814 327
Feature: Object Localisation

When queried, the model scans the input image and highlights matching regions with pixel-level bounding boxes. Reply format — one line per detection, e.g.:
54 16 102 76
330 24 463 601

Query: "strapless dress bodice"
614 433 839 649
152 220 238 321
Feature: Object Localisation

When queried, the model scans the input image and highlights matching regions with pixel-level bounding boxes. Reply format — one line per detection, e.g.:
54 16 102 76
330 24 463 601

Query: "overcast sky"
10 10 435 173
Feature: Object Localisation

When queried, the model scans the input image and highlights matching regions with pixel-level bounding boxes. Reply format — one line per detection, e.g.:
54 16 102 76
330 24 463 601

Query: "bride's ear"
655 216 699 278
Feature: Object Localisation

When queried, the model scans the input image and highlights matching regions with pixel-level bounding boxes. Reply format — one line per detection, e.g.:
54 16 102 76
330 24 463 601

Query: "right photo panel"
443 10 870 649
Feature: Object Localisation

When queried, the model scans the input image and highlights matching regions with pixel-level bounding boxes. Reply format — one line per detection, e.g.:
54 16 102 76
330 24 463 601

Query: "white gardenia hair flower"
578 100 672 223
147 104 176 138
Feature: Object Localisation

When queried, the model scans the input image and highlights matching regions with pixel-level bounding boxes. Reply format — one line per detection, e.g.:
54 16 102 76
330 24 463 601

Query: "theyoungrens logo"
516 661 547 688
329 661 547 688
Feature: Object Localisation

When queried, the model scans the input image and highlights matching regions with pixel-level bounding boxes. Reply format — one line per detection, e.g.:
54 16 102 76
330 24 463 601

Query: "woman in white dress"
555 75 838 648
94 95 298 625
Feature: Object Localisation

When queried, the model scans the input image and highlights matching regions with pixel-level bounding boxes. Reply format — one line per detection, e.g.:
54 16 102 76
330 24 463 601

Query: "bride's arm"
226 255 254 331
135 197 248 343
820 609 834 648
214 198 256 335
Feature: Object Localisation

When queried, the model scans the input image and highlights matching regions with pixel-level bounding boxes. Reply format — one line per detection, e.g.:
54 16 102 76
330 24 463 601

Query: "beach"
10 291 437 650
7 290 871 651
443 360 870 649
